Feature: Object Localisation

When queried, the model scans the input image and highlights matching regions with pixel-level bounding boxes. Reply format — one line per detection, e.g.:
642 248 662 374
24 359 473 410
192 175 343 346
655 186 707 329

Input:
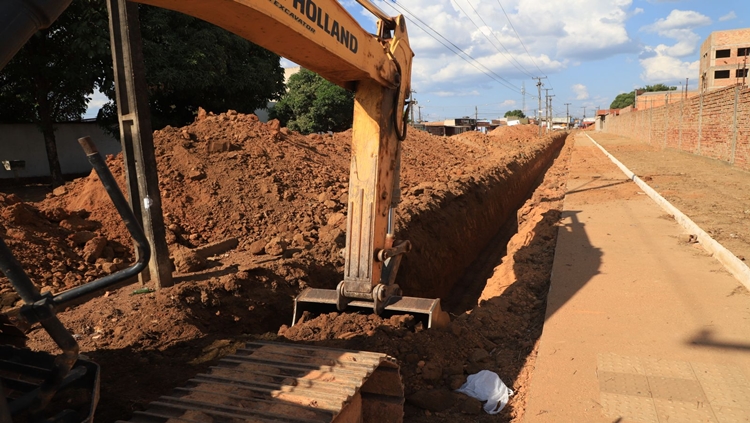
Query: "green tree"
99 5 285 131
504 109 526 118
610 92 635 109
270 68 354 134
644 84 677 92
0 0 111 187
610 84 678 109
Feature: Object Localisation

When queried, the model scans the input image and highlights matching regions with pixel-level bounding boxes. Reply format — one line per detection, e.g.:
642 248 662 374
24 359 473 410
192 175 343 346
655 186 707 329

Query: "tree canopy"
609 84 678 109
0 0 111 186
99 5 286 131
504 110 526 118
610 92 635 109
1 3 285 185
270 68 354 134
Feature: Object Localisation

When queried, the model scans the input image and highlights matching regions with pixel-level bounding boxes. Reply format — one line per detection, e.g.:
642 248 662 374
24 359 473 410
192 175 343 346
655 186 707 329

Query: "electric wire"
495 0 545 77
385 0 527 96
452 0 534 78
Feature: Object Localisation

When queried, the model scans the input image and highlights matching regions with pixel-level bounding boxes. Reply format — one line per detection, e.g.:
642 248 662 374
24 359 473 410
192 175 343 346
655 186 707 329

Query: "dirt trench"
397 133 566 300
4 114 573 422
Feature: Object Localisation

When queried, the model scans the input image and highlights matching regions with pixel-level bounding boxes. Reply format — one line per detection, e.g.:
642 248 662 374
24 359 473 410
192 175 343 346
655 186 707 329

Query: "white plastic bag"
455 370 514 414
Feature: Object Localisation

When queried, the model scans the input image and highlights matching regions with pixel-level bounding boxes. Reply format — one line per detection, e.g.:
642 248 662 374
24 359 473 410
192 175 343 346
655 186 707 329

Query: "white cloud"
642 10 711 32
639 10 710 84
719 11 737 22
500 99 517 106
433 90 481 97
572 83 589 100
640 52 699 83
374 0 638 95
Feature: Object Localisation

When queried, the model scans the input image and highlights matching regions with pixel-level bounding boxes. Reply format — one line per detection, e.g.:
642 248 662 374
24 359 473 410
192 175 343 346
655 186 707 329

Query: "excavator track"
121 341 403 423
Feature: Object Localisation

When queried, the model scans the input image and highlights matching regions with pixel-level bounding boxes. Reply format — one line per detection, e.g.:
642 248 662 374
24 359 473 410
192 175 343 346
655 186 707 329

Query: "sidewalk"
524 133 750 422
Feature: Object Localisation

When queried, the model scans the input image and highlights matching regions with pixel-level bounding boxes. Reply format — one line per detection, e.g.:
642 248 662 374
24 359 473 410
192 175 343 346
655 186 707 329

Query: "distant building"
699 28 750 92
423 118 476 136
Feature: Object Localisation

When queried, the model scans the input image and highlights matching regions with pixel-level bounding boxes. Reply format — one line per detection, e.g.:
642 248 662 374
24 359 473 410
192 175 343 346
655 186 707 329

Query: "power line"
385 1 524 95
495 0 545 77
453 0 534 78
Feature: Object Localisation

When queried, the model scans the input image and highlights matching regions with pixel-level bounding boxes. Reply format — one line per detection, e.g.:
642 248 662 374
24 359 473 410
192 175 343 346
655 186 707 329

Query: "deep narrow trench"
443 137 568 316
443 213 517 314
396 132 569 303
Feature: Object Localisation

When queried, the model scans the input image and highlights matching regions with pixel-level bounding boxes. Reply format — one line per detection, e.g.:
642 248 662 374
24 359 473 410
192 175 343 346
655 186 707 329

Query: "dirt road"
525 132 750 422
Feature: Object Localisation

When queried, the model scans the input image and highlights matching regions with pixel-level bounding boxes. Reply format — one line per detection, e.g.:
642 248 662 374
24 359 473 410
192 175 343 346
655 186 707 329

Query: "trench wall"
397 132 567 300
603 84 750 171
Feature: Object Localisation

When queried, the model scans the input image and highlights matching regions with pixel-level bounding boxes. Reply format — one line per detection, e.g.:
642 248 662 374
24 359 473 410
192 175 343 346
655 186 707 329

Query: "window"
716 49 731 58
737 68 749 78
715 70 730 79
738 47 750 57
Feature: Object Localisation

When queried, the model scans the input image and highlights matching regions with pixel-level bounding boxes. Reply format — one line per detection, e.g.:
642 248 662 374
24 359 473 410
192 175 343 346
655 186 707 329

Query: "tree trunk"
41 123 63 187
36 85 64 187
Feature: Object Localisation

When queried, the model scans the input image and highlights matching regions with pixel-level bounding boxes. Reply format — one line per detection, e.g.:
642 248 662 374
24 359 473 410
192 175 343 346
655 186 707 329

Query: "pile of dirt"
8 112 567 422
0 192 131 309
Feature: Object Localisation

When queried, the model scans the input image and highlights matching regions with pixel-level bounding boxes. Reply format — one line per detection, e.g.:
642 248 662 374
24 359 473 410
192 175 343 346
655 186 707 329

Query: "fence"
0 122 120 179
603 84 750 171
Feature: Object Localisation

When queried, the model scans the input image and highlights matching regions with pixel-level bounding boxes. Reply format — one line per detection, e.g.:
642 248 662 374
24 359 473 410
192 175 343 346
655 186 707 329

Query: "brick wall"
603 84 750 171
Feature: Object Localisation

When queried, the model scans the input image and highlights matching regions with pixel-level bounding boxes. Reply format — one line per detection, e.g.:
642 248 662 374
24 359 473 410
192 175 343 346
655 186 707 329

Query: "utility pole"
521 81 526 116
409 89 416 124
564 103 571 129
582 106 587 126
417 105 423 122
548 94 555 131
545 88 553 132
475 106 478 130
533 76 546 137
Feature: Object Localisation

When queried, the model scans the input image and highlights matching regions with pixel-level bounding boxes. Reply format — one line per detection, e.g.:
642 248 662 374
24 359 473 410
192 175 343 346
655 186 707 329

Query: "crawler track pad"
293 288 450 329
122 341 404 423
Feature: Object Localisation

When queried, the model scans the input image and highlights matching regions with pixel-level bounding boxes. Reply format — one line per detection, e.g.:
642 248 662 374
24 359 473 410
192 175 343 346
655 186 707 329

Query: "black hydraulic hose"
51 136 151 306
0 136 151 415
0 238 40 305
0 236 79 416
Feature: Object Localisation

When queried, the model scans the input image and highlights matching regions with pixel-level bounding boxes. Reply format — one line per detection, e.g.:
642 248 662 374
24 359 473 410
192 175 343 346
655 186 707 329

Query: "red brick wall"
604 85 750 171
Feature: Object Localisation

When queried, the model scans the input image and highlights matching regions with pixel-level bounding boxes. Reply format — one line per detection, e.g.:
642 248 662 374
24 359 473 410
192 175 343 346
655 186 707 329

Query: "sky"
336 0 748 121
85 0 749 122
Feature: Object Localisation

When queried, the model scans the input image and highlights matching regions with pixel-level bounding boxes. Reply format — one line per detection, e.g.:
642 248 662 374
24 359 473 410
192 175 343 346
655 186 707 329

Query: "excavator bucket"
122 341 404 423
293 288 450 330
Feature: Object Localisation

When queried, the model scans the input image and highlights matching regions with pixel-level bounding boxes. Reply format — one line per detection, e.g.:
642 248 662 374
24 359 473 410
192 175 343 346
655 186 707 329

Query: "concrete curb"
584 133 750 292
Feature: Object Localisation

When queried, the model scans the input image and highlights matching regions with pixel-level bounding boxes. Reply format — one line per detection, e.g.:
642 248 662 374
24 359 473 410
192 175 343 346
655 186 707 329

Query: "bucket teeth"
293 288 450 329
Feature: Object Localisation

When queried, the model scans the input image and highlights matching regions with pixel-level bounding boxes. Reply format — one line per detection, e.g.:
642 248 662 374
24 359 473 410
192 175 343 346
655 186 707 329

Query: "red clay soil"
1 112 571 422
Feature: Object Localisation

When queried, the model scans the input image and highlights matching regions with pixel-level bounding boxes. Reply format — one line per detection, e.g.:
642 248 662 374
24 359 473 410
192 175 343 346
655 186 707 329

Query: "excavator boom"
131 0 446 326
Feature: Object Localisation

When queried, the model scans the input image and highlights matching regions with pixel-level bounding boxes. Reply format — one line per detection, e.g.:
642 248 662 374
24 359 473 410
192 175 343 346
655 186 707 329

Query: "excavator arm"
135 0 445 325
1 0 445 327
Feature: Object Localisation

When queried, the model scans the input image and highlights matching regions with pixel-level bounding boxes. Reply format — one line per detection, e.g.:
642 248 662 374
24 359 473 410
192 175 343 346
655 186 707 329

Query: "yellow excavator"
0 0 449 421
